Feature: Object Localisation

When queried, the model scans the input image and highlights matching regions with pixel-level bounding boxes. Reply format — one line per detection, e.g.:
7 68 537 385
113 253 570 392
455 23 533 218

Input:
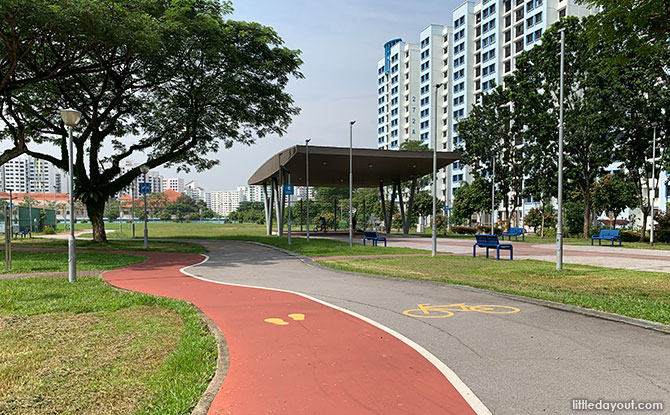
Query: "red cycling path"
102 250 487 415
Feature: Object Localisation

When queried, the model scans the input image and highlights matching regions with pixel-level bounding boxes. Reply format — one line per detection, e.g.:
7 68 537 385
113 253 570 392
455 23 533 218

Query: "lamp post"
349 120 356 247
132 179 136 237
556 28 565 271
305 138 311 243
651 122 658 246
491 154 496 235
26 159 32 233
432 83 443 257
59 108 82 283
140 165 150 249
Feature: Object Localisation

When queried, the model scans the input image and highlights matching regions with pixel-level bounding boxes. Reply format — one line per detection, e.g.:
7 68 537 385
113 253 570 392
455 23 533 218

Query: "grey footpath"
190 240 669 415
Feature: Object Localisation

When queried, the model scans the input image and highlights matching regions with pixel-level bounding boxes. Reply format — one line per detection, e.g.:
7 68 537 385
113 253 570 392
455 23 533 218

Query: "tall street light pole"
59 108 82 283
140 165 150 249
491 155 496 234
305 139 311 243
349 121 356 247
26 159 32 233
651 122 658 246
557 28 566 271
132 179 136 238
432 83 443 257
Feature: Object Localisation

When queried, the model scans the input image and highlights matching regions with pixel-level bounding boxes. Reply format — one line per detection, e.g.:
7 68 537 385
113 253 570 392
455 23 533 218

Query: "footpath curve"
102 250 486 414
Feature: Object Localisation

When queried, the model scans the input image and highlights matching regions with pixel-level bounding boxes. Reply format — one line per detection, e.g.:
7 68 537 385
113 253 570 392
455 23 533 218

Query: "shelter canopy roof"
248 145 460 187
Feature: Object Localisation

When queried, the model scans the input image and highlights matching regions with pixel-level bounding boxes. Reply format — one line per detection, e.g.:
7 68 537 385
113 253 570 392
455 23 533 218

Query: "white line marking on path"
180 254 492 415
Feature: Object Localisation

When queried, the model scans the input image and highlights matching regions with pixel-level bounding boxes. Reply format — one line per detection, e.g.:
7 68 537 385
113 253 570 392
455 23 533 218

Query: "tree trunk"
582 189 591 239
86 199 108 243
640 206 650 242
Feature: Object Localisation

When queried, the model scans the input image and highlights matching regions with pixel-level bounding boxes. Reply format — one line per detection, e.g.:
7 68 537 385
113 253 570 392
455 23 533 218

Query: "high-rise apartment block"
118 160 164 196
378 0 592 204
162 177 184 193
1 154 64 194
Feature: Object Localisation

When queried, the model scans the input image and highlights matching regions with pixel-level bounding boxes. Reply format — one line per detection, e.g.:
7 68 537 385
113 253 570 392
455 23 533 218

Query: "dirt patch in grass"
0 306 183 415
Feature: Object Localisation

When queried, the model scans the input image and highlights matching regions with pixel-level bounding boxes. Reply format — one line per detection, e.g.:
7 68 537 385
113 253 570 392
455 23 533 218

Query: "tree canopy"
0 0 303 241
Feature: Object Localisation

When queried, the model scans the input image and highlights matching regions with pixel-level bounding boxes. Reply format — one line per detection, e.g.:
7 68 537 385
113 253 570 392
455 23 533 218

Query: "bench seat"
473 234 513 260
363 231 387 247
591 229 622 246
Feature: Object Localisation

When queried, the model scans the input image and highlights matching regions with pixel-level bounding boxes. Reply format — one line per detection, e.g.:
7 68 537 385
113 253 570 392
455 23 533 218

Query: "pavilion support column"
274 176 283 237
333 199 337 231
280 171 287 236
404 177 417 234
397 182 407 235
379 182 388 233
388 184 397 234
263 183 273 235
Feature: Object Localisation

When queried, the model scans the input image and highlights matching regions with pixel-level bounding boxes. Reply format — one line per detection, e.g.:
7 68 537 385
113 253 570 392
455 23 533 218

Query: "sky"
4 0 463 192
155 0 463 192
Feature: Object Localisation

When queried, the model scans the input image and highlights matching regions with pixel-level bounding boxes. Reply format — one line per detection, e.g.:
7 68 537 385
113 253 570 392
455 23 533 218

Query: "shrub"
452 225 477 234
43 225 56 235
619 230 642 242
654 230 670 243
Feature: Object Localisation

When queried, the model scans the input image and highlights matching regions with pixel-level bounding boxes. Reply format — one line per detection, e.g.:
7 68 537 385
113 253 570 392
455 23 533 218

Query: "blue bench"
473 234 513 260
591 229 622 246
502 227 525 241
13 228 31 238
363 231 387 247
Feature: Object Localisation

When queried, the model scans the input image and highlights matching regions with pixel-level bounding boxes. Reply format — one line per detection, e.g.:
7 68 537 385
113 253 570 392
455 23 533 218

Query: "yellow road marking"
288 313 305 321
264 318 289 326
403 304 520 319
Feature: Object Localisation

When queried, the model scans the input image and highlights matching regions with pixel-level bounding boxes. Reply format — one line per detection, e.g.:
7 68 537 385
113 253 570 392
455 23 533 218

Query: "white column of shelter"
273 176 282 237
262 183 272 235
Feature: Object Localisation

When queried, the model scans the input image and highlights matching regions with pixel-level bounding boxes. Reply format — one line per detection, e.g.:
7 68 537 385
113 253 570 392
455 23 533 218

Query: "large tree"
0 0 122 164
457 85 524 230
4 0 303 242
600 39 670 239
578 0 670 54
511 17 615 237
591 172 637 229
452 178 493 226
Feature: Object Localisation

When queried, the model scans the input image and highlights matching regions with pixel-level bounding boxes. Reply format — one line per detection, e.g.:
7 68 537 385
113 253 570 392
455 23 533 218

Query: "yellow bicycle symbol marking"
403 303 520 319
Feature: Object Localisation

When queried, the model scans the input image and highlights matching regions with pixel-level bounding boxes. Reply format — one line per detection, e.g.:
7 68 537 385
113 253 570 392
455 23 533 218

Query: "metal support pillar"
263 183 272 235
379 182 388 233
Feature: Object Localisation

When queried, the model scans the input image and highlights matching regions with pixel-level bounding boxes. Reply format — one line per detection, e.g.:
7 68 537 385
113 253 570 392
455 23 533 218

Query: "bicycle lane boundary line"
180 256 492 415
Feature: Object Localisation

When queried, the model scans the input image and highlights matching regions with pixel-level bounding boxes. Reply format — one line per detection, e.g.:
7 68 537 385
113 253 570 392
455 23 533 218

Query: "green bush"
654 230 670 243
43 225 56 235
452 225 477 234
619 230 641 242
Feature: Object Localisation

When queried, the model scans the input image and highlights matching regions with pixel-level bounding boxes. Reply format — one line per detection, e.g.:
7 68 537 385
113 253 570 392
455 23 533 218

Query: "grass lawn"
0 276 217 414
0 250 145 274
74 222 427 257
414 230 670 250
319 256 670 324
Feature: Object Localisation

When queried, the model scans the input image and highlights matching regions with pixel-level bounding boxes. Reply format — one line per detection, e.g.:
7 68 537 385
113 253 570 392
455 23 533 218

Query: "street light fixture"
140 164 150 249
349 121 356 247
59 108 82 283
305 139 311 243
